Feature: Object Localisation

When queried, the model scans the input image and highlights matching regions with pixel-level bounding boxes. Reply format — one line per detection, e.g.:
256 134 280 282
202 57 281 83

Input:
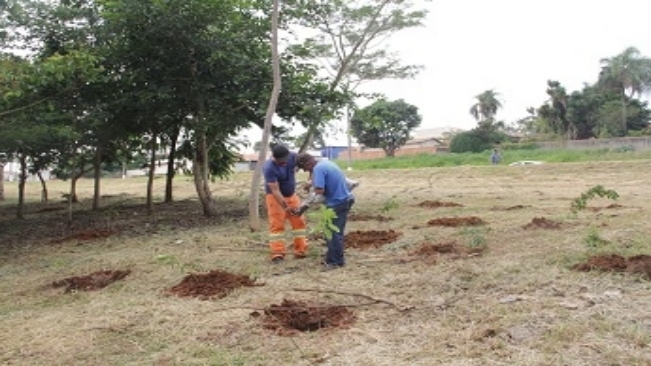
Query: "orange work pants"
265 194 308 260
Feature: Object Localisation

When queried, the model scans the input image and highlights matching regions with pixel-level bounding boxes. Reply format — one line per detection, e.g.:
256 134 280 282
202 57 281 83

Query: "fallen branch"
291 287 414 312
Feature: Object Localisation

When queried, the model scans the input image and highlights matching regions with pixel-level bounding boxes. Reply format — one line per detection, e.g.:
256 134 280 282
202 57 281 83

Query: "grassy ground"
1 161 651 365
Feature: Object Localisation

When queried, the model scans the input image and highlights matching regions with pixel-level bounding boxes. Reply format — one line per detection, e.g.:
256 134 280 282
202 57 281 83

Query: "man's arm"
267 182 291 212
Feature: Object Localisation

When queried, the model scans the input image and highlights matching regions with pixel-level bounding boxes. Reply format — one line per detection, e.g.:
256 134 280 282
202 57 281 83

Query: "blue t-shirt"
262 152 297 197
312 160 352 207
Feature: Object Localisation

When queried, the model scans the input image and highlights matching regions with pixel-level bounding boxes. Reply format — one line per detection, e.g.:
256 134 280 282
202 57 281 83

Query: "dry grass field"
1 160 650 365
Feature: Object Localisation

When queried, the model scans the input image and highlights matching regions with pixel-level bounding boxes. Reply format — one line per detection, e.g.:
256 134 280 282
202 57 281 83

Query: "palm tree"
598 46 651 133
469 89 503 122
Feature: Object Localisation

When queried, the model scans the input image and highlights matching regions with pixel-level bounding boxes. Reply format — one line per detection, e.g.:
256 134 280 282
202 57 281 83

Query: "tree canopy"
350 98 421 157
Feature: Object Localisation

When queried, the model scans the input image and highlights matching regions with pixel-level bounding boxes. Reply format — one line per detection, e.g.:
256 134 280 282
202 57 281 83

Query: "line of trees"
451 47 651 153
0 0 428 222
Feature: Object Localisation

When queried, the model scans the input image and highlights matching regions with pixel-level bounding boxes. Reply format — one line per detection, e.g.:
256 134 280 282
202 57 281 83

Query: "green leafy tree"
469 89 502 123
286 0 429 153
598 46 651 134
350 99 421 157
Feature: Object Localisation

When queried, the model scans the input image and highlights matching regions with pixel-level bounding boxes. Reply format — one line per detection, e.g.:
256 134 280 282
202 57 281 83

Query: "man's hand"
294 204 309 216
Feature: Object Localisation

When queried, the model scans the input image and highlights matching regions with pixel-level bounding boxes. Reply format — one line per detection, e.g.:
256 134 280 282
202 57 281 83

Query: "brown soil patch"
411 241 486 264
523 217 561 230
573 254 651 279
254 299 355 336
491 204 531 211
418 200 463 209
427 217 486 227
345 230 402 249
588 203 625 212
51 229 119 244
167 270 263 300
52 270 131 292
348 213 393 222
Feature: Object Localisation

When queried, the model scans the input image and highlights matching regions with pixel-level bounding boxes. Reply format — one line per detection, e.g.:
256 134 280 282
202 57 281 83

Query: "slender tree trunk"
249 0 281 231
164 127 180 203
146 133 157 215
621 92 628 135
192 132 217 216
17 153 26 219
92 146 102 210
67 148 77 226
70 175 80 204
345 106 353 170
0 163 5 201
37 171 48 202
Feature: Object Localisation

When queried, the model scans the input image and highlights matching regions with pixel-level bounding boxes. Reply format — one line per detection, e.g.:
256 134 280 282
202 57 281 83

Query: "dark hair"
296 152 314 168
272 144 290 159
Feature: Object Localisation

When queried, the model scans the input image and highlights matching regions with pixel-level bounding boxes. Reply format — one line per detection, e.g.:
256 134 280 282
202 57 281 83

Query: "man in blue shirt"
262 145 308 263
295 153 355 270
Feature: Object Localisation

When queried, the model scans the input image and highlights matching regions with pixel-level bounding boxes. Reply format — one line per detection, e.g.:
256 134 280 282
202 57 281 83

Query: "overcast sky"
242 0 651 148
371 0 651 127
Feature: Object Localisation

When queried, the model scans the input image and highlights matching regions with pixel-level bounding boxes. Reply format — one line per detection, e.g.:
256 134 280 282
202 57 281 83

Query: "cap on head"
296 152 314 170
272 144 290 162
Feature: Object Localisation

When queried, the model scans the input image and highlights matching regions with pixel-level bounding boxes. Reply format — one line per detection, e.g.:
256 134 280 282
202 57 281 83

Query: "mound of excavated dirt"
491 204 531 211
51 229 119 244
254 299 355 335
427 217 486 227
588 203 626 212
573 254 651 279
345 230 402 249
52 270 131 292
168 270 263 300
411 241 486 264
348 213 393 222
523 217 561 230
417 200 463 209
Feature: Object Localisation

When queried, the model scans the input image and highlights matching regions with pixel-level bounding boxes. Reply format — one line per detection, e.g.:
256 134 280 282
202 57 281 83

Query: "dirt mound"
493 204 531 211
51 229 119 244
588 203 625 212
411 241 486 264
418 200 463 209
345 230 402 249
52 270 131 292
254 299 355 335
523 217 561 230
348 213 393 222
167 270 263 300
427 217 485 227
573 254 651 279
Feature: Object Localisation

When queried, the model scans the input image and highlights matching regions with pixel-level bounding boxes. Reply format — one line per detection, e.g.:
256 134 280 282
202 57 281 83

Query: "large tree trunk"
0 163 4 201
249 0 282 231
37 171 48 202
16 153 27 219
164 127 180 203
146 133 157 215
193 132 217 217
92 146 102 210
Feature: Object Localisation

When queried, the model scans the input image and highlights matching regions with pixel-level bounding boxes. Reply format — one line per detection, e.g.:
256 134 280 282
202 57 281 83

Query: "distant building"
337 127 460 160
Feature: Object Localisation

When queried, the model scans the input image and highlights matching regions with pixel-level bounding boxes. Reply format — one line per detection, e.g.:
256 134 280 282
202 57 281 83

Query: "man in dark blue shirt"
262 145 308 263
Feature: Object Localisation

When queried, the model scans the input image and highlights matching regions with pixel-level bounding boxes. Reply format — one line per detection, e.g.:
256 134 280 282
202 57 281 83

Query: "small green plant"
583 226 610 249
460 227 490 249
380 195 399 213
308 206 340 240
155 254 200 273
571 185 619 214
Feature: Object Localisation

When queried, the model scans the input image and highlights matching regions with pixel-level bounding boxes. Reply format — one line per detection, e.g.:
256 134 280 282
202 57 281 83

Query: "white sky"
241 0 651 149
